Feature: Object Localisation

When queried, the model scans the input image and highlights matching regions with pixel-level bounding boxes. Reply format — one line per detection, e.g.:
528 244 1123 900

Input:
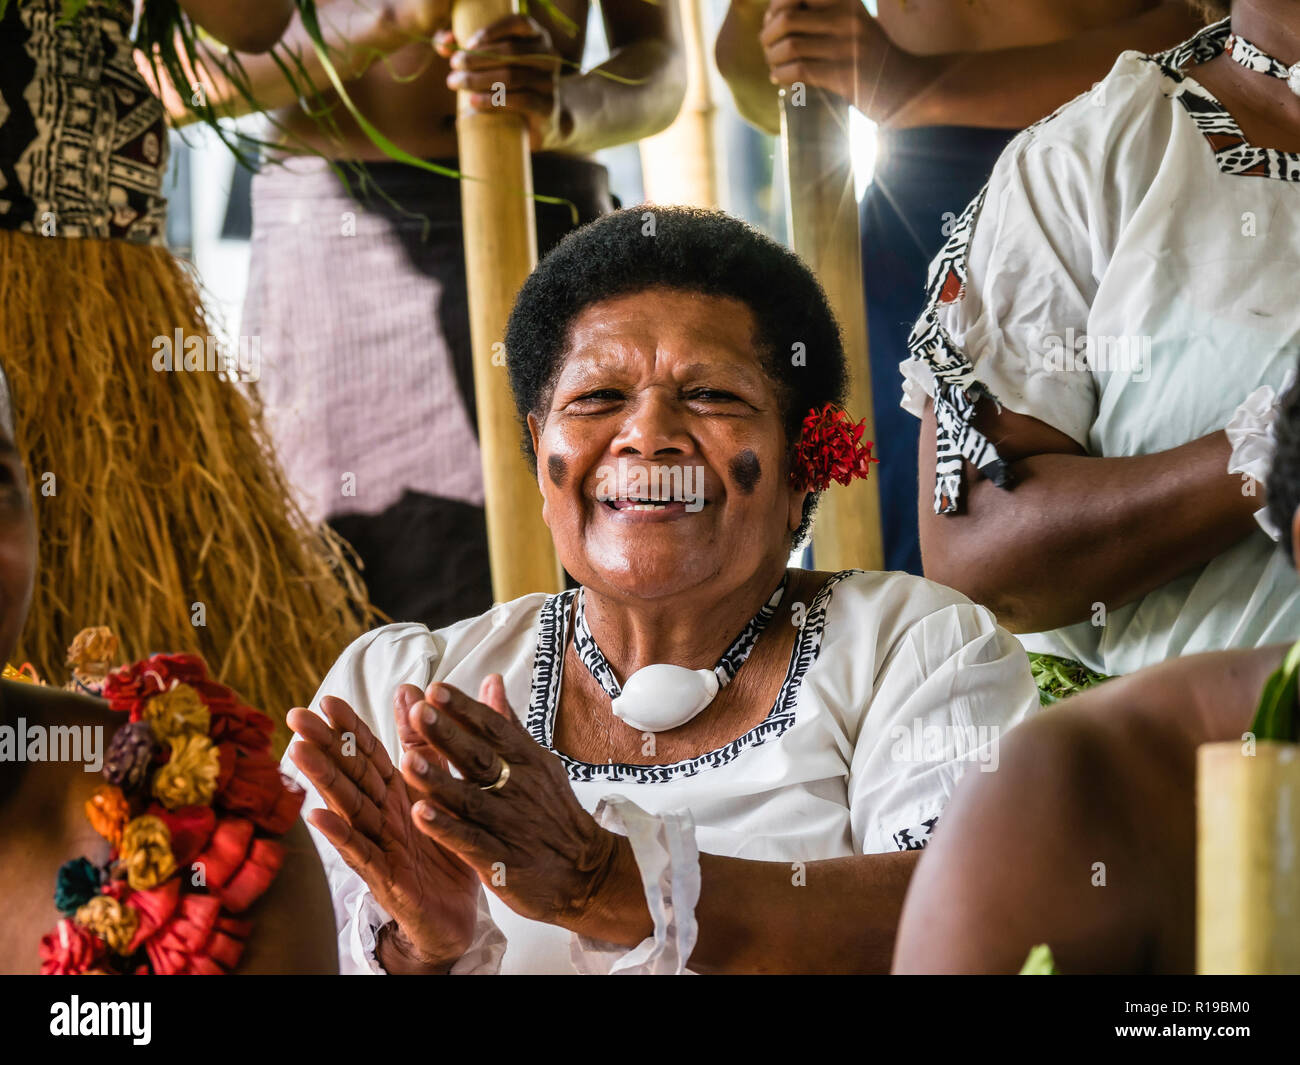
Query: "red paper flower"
190 818 286 912
143 895 248 975
790 404 878 492
102 654 211 719
40 919 107 975
148 803 218 866
208 698 274 755
216 744 305 835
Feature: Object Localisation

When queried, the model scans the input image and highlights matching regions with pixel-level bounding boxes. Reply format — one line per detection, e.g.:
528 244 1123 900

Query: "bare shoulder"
235 818 339 975
893 645 1283 973
1050 644 1286 752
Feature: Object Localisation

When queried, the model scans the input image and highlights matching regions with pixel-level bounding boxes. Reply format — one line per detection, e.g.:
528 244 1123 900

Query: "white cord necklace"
1226 33 1300 97
572 574 788 733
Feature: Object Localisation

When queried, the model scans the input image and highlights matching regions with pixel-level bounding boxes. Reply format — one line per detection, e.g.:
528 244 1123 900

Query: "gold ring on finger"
480 756 510 792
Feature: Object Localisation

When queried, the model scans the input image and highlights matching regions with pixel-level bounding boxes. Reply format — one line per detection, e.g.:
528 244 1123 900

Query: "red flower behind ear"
790 404 879 491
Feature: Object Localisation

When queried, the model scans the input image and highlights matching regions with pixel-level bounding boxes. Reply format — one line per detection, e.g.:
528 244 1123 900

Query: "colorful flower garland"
26 629 304 975
790 403 879 492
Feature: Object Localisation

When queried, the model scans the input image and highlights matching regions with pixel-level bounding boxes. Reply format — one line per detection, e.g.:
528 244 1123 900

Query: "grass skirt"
0 229 371 743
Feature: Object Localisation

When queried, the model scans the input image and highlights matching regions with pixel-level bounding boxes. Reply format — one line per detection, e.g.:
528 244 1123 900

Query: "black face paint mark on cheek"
729 450 762 494
547 454 569 487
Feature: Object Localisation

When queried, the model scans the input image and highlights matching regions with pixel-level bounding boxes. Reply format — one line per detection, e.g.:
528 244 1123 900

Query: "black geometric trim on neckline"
525 570 860 784
1151 18 1300 182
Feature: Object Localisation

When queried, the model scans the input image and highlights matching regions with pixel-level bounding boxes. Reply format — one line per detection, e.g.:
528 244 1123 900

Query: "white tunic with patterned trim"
282 569 1037 974
900 19 1300 679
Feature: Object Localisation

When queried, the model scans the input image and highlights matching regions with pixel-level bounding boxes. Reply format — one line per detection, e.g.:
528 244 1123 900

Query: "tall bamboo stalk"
1197 741 1300 974
638 0 718 207
454 0 564 601
781 87 883 571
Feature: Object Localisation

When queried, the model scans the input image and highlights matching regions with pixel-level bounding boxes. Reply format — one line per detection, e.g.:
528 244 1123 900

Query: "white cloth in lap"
900 19 1300 679
281 569 1038 974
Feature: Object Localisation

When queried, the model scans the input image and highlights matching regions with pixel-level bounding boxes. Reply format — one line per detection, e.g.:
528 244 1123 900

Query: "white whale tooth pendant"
610 665 720 733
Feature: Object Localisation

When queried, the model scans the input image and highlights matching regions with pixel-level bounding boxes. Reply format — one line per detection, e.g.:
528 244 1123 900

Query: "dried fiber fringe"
0 229 373 751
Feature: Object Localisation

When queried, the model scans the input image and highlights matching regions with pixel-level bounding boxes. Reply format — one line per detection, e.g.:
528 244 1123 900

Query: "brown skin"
147 0 683 161
893 497 1300 975
918 3 1300 633
717 0 1206 134
0 414 336 975
176 0 295 53
289 288 920 974
918 401 1260 634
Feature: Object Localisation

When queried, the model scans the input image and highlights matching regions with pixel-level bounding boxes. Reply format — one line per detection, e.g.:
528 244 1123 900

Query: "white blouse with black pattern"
283 568 1037 974
900 17 1300 680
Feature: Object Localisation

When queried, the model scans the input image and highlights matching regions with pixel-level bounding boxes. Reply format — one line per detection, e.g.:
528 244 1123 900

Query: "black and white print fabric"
0 0 168 242
1162 20 1300 181
1225 32 1300 94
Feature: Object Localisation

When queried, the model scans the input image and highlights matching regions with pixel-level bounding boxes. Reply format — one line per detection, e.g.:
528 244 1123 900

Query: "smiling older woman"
283 207 1039 975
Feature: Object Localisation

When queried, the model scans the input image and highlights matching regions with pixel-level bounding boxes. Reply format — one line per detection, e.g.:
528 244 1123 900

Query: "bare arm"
893 648 1281 974
715 0 779 135
549 0 685 153
717 0 1204 135
886 1 1206 129
580 842 918 974
177 0 295 53
891 698 1159 974
918 398 1260 634
141 0 445 125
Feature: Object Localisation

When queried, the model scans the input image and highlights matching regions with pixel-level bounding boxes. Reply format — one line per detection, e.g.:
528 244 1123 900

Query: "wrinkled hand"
286 686 480 973
436 15 568 150
759 0 902 118
398 677 622 931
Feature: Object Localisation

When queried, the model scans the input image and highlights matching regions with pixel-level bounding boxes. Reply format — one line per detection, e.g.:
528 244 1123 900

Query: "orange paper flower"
85 785 130 848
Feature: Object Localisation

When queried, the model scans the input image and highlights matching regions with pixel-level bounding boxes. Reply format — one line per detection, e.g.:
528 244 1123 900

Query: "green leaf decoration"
1248 639 1300 743
1027 652 1110 707
1019 944 1058 975
523 0 579 38
293 0 579 223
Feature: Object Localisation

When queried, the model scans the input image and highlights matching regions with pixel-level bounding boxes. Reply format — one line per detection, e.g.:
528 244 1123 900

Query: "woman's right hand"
287 686 480 973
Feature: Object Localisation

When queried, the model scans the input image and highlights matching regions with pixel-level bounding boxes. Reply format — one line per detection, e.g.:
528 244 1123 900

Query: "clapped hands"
288 674 647 973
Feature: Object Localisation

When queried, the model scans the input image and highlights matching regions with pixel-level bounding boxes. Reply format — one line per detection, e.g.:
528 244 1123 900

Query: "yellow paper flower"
85 785 130 848
143 683 210 742
152 733 220 809
66 626 120 682
2 662 42 684
75 895 139 955
119 815 177 891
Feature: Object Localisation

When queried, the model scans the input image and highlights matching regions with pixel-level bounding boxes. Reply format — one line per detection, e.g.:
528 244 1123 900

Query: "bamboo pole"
638 0 719 207
780 87 883 571
1197 741 1300 974
454 0 564 600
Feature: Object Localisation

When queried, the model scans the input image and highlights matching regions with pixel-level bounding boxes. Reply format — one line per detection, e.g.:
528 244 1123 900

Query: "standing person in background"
899 2 1300 683
158 0 684 630
0 0 369 734
716 0 1207 576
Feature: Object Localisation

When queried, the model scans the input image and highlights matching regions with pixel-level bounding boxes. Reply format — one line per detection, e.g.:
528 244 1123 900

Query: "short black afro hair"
1267 357 1300 562
505 206 848 547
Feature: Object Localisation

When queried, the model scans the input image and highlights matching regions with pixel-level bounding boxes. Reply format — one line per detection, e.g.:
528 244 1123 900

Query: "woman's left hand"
436 16 570 151
398 677 629 933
